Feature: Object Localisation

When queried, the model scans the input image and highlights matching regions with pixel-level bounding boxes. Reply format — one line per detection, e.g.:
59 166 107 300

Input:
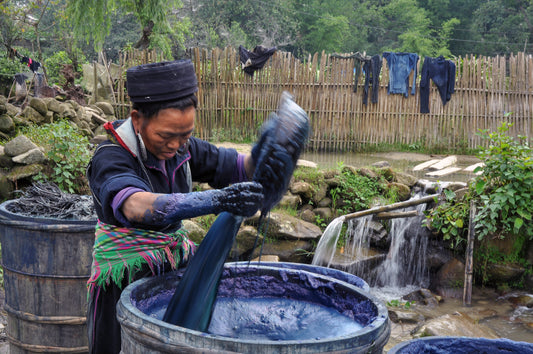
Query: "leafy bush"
473 121 533 240
424 189 470 249
425 121 532 244
43 51 72 86
0 53 25 75
20 120 92 194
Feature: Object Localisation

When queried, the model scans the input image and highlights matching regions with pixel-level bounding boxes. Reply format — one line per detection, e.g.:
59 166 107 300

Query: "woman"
86 59 265 353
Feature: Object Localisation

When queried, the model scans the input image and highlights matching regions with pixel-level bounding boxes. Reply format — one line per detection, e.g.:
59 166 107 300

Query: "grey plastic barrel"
388 336 533 354
0 200 96 354
117 263 390 354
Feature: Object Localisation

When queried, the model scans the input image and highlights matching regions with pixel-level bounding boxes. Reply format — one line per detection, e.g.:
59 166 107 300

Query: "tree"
66 0 190 58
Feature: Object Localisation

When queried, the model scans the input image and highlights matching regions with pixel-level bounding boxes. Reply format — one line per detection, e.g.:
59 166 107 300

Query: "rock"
29 97 48 116
358 167 378 179
231 225 262 259
0 174 14 200
486 262 526 284
0 96 6 114
12 148 46 164
0 114 14 133
395 172 418 187
0 153 14 168
366 220 389 249
317 197 332 208
6 102 19 117
372 161 390 168
311 183 327 205
388 182 411 201
314 207 333 222
278 193 301 209
444 182 468 192
297 159 317 168
412 312 499 339
403 288 440 307
94 101 114 116
90 134 108 146
377 166 394 181
434 258 465 298
46 98 63 113
299 209 316 223
388 309 423 324
22 105 48 124
245 212 322 240
181 219 205 245
4 135 38 157
251 254 279 262
5 163 43 181
250 238 314 263
290 181 313 201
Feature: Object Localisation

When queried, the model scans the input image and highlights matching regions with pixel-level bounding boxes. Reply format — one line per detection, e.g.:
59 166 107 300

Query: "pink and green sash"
87 220 196 293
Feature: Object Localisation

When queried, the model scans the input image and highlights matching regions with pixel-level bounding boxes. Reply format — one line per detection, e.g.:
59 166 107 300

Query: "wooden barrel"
0 200 96 353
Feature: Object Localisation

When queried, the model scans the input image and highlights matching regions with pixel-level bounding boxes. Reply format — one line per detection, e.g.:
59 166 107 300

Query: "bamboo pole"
463 200 476 307
375 211 419 219
343 194 440 221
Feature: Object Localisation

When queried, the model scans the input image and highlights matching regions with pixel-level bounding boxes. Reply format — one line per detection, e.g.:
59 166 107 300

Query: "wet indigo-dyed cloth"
383 52 419 97
420 56 456 113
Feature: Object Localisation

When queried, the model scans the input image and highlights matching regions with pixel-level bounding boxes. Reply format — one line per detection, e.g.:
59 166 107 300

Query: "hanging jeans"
383 52 419 97
420 56 456 113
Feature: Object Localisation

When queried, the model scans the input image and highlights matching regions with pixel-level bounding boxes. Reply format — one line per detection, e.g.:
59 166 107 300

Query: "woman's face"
132 106 195 160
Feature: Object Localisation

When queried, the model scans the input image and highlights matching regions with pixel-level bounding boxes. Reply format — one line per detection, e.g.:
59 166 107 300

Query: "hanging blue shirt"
383 52 419 97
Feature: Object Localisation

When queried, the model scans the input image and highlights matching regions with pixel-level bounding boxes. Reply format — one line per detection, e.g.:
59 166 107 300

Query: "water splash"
312 215 345 267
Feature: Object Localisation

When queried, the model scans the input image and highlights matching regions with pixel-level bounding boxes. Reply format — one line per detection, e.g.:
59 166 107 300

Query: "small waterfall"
312 192 433 300
373 195 430 288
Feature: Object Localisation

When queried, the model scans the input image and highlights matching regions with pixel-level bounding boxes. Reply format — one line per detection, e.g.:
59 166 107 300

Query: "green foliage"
425 121 532 249
424 189 470 249
43 51 72 85
332 167 391 214
0 53 25 75
386 299 414 309
473 121 533 240
20 120 91 194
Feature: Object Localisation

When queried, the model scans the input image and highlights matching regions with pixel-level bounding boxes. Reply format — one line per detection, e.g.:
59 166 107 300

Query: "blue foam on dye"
390 337 533 354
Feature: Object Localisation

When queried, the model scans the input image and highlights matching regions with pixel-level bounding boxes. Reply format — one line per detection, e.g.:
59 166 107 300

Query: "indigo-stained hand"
147 181 264 226
213 181 264 217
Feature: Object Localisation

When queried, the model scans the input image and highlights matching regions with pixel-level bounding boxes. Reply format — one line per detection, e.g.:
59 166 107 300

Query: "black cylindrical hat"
126 60 198 103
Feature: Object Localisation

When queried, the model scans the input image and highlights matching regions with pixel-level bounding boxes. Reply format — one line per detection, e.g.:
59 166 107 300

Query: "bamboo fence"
114 47 533 152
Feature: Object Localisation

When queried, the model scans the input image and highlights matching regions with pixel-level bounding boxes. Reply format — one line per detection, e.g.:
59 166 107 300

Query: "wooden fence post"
463 200 476 306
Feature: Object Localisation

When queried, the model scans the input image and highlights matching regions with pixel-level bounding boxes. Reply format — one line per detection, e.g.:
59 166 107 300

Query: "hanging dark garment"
362 55 382 105
420 56 456 113
14 73 28 85
20 56 41 73
383 52 419 97
239 45 277 76
331 52 371 92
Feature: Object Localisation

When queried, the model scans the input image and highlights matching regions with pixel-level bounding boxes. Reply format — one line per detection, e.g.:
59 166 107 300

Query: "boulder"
29 97 48 116
4 135 38 157
395 172 418 187
23 105 48 124
0 114 15 133
245 212 322 240
12 148 46 164
94 101 114 116
412 312 499 339
290 181 313 201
